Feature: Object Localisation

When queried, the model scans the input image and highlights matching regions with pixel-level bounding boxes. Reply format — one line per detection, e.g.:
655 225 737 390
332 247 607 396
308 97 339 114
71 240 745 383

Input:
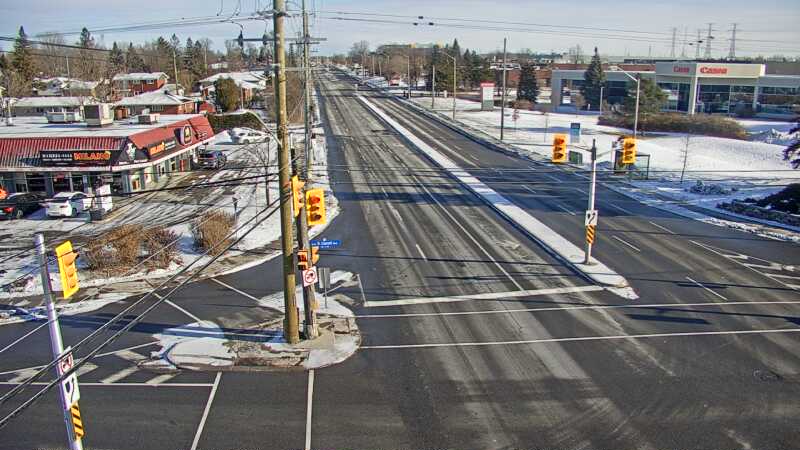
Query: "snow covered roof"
114 90 194 106
13 97 99 108
200 71 268 87
0 114 204 139
112 72 169 82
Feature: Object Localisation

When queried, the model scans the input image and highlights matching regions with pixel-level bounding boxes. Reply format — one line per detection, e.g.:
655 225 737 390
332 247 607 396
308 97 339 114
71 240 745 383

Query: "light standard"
617 69 641 139
441 52 457 120
399 54 411 99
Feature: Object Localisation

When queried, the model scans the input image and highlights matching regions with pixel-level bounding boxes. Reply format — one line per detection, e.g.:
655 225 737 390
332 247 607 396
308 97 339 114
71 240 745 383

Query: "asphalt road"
0 70 798 450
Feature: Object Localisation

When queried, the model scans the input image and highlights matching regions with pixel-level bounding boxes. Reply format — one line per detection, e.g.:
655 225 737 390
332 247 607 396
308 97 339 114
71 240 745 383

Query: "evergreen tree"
451 39 461 63
76 27 99 80
11 26 35 82
783 120 800 169
78 27 95 48
214 77 240 112
126 43 147 72
108 42 125 74
0 53 7 72
470 51 492 86
580 47 605 111
624 77 667 116
193 40 207 76
516 63 540 104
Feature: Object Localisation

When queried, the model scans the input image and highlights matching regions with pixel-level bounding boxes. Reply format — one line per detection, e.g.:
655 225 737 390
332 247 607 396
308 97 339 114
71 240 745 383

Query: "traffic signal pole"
35 234 83 450
274 0 300 344
584 140 598 265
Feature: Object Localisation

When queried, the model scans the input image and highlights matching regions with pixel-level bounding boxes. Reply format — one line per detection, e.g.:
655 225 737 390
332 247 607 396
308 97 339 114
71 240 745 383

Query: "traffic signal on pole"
55 241 79 299
297 249 309 270
552 134 567 163
622 137 637 164
291 175 305 217
311 246 319 264
305 188 326 226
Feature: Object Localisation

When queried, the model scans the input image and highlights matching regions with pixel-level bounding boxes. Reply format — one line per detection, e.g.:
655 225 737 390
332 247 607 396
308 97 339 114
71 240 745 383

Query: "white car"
232 130 269 144
45 192 91 218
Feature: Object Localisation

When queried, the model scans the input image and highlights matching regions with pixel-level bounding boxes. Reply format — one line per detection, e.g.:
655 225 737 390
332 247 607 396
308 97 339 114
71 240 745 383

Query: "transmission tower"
728 23 738 60
670 27 677 58
704 23 714 59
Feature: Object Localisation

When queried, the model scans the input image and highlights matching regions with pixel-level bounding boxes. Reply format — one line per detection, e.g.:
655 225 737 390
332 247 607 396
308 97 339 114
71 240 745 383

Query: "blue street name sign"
310 239 342 249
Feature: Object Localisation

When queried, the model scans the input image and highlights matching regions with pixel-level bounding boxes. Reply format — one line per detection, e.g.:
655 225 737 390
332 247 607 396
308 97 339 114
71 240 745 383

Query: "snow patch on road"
152 320 236 368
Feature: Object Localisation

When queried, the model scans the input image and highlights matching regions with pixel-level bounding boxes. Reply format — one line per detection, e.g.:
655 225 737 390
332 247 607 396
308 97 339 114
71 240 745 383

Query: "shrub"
83 224 183 275
755 183 800 214
207 111 266 134
598 113 748 140
142 226 182 269
192 211 235 256
511 99 533 110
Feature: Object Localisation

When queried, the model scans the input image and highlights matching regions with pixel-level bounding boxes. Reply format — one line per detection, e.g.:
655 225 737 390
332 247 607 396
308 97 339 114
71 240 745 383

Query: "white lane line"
0 382 214 387
304 369 315 450
648 221 676 235
690 240 799 292
415 244 428 260
379 186 389 199
362 328 800 349
211 277 261 302
685 276 729 301
95 342 158 358
100 366 139 384
363 285 604 308
164 299 203 323
390 206 404 223
146 373 177 385
608 203 636 215
523 186 537 194
355 299 800 319
191 372 222 450
768 273 800 281
553 201 577 216
612 235 642 252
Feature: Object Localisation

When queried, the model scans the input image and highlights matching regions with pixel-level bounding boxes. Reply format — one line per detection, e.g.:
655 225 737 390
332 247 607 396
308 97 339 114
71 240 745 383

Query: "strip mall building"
0 114 215 196
551 62 800 117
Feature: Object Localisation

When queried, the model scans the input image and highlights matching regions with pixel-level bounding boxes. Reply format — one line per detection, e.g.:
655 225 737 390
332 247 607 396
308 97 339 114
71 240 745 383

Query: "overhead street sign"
310 238 341 249
303 267 318 287
585 209 599 227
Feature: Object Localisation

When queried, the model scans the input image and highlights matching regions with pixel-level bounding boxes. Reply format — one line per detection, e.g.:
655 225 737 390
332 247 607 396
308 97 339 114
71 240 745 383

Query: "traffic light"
306 188 326 226
55 241 79 299
622 137 637 164
552 134 567 163
311 246 319 264
291 175 305 217
297 249 309 270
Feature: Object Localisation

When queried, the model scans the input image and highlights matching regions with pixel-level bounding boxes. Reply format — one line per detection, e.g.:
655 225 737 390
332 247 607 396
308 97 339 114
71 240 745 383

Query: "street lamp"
441 52 457 120
399 54 411 99
617 69 641 140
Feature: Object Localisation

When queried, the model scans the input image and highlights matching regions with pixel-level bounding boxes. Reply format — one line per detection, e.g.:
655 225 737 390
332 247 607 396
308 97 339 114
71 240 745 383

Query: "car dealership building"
551 62 800 117
0 114 215 196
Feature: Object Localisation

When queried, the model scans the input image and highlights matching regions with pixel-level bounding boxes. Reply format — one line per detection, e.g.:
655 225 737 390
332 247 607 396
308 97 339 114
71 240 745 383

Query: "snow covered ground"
1 107 339 305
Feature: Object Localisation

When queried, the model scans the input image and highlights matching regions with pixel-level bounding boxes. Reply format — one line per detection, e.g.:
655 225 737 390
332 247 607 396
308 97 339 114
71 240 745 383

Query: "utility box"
84 104 114 127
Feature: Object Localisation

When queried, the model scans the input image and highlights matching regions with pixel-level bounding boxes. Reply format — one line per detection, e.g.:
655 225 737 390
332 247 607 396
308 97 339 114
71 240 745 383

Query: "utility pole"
599 86 604 115
273 0 300 344
36 234 83 450
584 141 598 265
431 65 435 109
298 0 318 338
500 37 508 141
172 50 179 94
680 133 690 183
728 23 738 60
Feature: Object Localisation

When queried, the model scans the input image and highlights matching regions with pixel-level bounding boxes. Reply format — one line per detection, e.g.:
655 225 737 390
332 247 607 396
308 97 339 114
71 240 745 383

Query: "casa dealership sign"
657 62 765 78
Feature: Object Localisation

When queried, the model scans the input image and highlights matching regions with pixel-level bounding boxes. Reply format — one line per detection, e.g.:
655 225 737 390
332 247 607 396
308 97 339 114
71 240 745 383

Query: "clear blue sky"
1 0 798 58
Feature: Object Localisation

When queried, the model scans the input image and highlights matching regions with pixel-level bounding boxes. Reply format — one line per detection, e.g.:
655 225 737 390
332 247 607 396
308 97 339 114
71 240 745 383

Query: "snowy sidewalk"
358 95 630 289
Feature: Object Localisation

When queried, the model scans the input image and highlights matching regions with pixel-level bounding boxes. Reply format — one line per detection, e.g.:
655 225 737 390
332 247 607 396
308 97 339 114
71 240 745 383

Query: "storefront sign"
177 125 193 145
41 150 117 166
658 62 765 78
480 82 495 111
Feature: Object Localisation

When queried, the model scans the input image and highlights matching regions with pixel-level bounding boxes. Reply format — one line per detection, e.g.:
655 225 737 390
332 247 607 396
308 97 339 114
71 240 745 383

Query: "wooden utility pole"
297 0 318 338
273 0 300 344
500 37 508 141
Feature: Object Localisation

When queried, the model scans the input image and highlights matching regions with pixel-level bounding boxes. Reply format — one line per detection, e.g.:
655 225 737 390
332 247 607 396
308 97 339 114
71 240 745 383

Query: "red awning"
0 137 126 168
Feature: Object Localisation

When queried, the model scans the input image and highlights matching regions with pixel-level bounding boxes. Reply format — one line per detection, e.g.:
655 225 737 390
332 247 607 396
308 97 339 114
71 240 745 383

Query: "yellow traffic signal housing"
55 241 79 299
622 137 637 164
305 188 326 226
291 175 305 217
311 246 319 264
552 134 568 163
297 249 310 270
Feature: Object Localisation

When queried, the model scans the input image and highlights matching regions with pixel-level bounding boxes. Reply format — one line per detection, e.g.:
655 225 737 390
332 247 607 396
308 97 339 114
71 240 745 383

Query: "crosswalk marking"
100 367 139 384
146 374 177 385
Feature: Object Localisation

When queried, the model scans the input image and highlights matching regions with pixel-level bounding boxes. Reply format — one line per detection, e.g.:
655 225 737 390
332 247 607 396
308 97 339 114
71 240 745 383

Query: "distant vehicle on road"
0 192 44 220
231 129 269 144
198 150 228 169
44 192 91 218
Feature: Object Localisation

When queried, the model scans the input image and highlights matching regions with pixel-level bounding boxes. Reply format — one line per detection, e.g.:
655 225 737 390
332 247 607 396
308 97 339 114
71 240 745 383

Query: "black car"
0 192 45 220
197 150 227 169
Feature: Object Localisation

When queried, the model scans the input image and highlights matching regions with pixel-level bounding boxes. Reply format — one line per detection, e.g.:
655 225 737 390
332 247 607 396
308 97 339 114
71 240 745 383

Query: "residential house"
33 77 103 97
12 97 99 116
114 90 197 116
111 72 169 98
199 71 268 105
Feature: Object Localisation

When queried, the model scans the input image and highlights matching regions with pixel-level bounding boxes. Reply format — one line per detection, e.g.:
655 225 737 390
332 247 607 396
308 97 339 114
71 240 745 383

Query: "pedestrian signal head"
297 249 309 270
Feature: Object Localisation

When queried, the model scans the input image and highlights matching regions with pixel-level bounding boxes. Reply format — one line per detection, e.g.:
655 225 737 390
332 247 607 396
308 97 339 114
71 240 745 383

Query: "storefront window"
604 81 628 106
757 86 800 115
657 82 690 112
71 174 86 192
697 84 732 113
26 173 46 194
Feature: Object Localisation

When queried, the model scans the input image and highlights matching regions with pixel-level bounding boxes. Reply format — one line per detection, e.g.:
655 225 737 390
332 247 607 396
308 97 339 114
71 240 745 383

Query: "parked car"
197 150 227 169
0 192 44 220
44 192 92 218
232 130 269 144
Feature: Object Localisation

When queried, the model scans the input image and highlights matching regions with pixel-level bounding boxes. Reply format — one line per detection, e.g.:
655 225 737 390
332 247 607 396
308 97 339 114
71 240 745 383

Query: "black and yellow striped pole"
584 140 598 265
69 403 84 440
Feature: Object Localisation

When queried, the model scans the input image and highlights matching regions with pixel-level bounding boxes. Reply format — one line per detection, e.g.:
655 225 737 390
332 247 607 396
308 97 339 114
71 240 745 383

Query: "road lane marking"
361 328 800 349
554 201 577 216
648 221 676 235
95 342 158 358
356 299 800 318
523 186 537 194
211 277 261 302
100 367 139 384
0 382 213 387
146 373 177 385
191 372 222 450
612 235 641 252
608 203 636 215
363 285 604 307
689 240 799 292
415 244 428 260
685 276 729 301
304 369 315 450
164 299 203 323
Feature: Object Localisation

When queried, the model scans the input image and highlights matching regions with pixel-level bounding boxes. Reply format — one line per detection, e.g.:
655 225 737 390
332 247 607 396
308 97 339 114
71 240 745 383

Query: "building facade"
0 114 215 196
111 73 169 98
551 62 800 117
